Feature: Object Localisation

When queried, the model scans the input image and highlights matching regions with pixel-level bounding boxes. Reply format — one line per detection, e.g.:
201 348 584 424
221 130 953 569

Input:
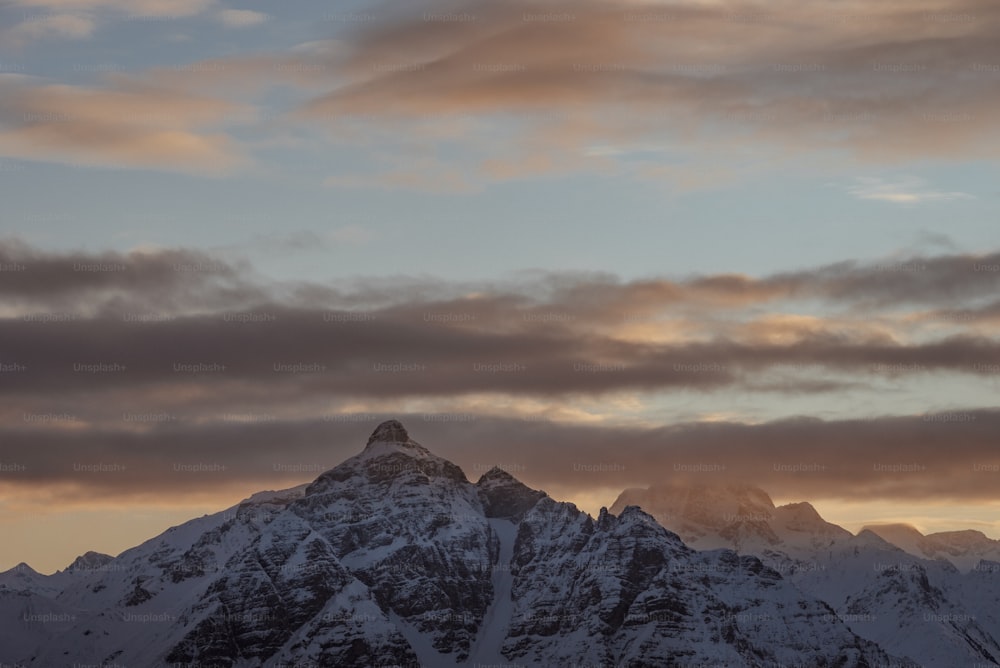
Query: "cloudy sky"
1 0 998 573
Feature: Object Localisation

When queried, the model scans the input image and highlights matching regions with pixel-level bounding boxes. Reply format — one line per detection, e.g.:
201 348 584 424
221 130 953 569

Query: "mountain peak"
475 466 546 518
65 551 114 573
861 523 925 541
8 561 38 575
776 501 823 521
307 420 465 496
477 466 518 484
366 419 410 446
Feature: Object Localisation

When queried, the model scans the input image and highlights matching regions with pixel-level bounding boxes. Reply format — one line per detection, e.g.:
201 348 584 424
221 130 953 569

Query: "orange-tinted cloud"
1 242 997 510
10 0 214 17
293 0 1000 185
0 75 248 173
1 411 998 505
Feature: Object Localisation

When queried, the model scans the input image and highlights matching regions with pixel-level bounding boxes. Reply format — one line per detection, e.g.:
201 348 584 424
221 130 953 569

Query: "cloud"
0 241 997 419
7 0 998 187
849 176 975 204
217 9 268 29
288 0 1000 186
0 76 249 173
2 308 996 400
4 240 1000 316
0 242 997 507
1 411 999 506
0 240 264 313
10 0 214 17
2 13 96 47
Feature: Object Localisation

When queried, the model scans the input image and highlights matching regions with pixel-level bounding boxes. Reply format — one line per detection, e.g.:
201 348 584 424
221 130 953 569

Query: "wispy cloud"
10 0 214 17
0 76 249 173
849 176 975 204
291 0 1000 187
2 13 96 47
216 9 268 29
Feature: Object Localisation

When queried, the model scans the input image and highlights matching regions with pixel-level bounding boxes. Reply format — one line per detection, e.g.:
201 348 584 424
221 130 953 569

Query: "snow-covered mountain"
2 420 908 667
864 523 1000 572
612 483 1000 667
0 551 115 597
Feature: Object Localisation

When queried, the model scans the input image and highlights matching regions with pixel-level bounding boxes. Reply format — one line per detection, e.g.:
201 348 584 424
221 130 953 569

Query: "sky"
0 0 998 574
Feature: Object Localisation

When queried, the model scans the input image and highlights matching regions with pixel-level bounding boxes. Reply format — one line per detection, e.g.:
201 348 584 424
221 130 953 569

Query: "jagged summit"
475 466 546 518
599 504 650 524
306 419 466 496
476 465 519 485
366 419 410 446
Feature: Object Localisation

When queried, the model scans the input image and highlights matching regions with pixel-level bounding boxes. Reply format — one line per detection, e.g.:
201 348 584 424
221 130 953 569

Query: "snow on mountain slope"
0 587 87 661
466 517 517 665
502 500 898 666
0 563 59 595
612 482 1000 667
791 532 1000 667
0 550 116 599
3 421 918 666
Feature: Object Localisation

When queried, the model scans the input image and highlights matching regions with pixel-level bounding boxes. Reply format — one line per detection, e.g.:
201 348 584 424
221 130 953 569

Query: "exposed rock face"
502 501 893 667
475 466 547 518
365 418 410 446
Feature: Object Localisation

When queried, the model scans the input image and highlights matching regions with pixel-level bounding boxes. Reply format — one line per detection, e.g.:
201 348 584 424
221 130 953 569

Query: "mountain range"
612 483 1000 666
1 420 995 666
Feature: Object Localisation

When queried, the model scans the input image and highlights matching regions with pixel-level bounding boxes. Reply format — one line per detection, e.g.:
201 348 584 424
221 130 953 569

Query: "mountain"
2 420 906 667
0 563 52 594
610 482 853 559
865 523 1000 572
0 551 115 597
612 482 1000 667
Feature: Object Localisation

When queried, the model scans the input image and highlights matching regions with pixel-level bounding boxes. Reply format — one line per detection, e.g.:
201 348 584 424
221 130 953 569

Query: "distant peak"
927 529 990 541
366 419 410 446
66 551 114 572
862 523 924 538
476 466 519 484
778 501 822 519
5 562 38 575
617 504 652 520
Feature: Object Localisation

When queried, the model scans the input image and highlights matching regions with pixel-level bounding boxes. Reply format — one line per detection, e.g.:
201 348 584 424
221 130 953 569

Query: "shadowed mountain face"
2 421 907 666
